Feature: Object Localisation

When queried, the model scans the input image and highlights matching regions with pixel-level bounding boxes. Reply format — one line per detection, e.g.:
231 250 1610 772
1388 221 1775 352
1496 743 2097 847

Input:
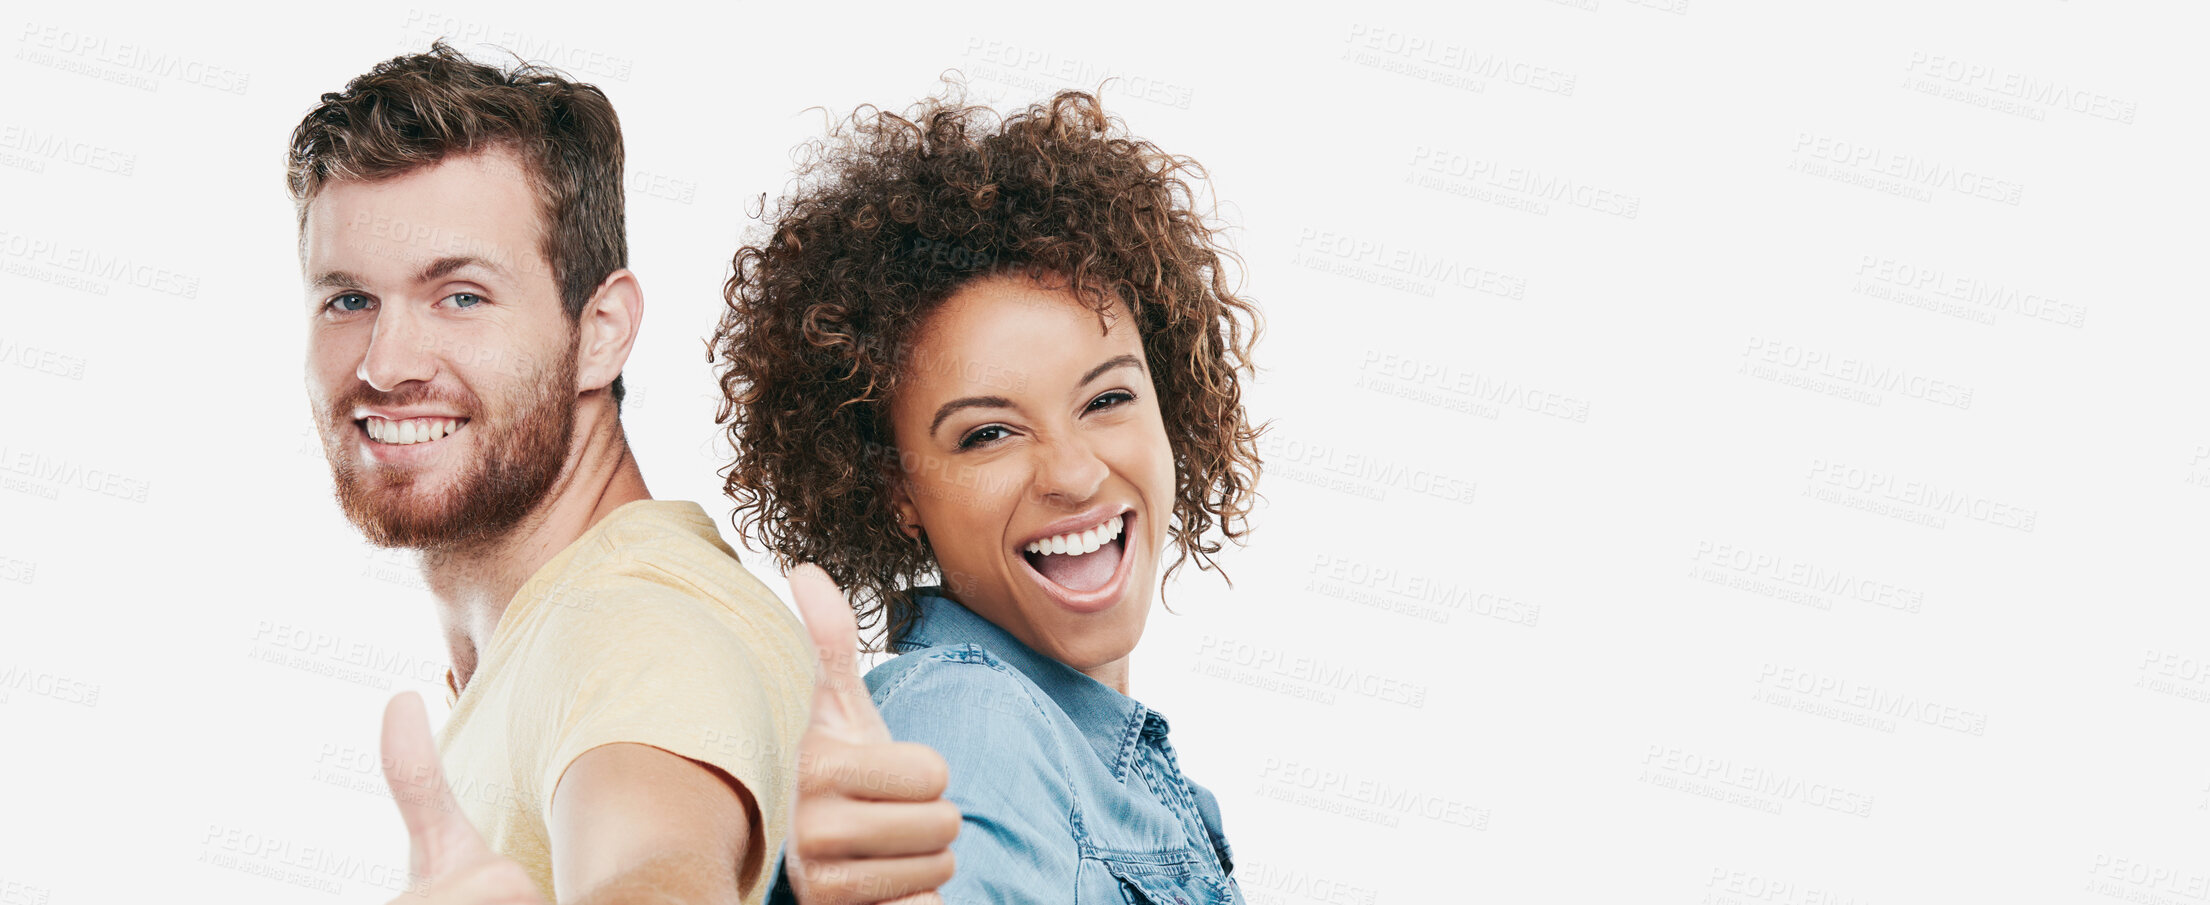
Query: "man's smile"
362 415 469 446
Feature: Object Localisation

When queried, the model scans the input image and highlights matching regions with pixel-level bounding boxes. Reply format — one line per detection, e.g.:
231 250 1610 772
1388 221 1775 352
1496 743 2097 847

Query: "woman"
713 88 1262 904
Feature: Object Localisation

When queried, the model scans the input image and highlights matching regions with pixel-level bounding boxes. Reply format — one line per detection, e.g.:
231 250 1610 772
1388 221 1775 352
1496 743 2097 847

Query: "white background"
2 2 2206 902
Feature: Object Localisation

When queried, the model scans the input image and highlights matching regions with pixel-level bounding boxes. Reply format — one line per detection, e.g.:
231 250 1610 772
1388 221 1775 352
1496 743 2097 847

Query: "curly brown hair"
710 87 1263 651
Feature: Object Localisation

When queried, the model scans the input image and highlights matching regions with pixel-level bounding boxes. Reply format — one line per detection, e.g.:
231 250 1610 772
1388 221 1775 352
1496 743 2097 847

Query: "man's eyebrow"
308 270 366 291
1079 354 1145 387
309 256 507 292
416 255 508 283
930 395 1014 436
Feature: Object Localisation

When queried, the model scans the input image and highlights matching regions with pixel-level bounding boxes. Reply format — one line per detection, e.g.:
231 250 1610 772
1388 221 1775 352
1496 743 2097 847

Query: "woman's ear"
888 481 923 540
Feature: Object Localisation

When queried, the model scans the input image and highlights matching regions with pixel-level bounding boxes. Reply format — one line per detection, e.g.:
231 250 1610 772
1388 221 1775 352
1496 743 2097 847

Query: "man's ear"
575 268 643 395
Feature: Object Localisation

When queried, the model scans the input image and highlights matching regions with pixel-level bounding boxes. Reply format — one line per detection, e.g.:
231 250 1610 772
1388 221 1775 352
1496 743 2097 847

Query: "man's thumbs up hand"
379 692 545 904
785 565 959 905
793 564 895 745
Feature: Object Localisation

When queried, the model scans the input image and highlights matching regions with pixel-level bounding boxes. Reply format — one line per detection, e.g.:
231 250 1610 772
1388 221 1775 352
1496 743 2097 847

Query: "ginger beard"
315 340 577 550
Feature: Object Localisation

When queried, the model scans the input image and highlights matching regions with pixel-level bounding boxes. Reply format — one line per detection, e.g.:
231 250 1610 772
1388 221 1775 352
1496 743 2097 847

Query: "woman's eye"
328 293 371 313
1086 390 1135 412
959 425 1010 449
445 292 484 308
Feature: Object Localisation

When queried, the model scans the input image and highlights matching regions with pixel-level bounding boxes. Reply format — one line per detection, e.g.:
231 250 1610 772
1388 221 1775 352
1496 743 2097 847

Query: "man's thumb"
789 563 890 742
380 691 489 878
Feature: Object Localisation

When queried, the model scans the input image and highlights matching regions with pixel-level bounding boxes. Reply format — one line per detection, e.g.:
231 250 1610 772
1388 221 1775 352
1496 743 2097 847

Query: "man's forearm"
565 850 751 905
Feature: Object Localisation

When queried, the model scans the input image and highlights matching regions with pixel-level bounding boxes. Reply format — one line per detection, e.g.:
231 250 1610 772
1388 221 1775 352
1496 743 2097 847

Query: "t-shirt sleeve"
871 654 1079 903
530 577 810 831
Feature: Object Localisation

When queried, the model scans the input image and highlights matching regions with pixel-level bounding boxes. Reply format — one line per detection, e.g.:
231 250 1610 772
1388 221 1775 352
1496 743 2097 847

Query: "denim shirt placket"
900 593 1242 900
1134 714 1236 883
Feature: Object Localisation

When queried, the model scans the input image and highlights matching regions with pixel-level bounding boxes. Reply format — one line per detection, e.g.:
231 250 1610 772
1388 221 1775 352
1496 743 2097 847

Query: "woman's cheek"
939 461 1021 564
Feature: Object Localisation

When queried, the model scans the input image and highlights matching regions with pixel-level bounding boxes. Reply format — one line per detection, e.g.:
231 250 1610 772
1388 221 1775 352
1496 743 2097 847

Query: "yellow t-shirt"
437 499 812 904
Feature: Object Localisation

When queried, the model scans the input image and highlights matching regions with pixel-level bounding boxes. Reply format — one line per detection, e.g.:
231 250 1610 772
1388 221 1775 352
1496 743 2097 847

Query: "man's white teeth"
367 417 462 445
1025 514 1125 556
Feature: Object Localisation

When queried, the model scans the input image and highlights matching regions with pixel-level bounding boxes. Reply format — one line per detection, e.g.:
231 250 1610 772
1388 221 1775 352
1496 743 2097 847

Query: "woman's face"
887 274 1177 690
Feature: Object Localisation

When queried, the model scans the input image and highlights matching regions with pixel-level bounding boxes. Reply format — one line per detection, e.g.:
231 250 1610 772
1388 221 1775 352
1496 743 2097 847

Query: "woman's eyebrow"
1079 354 1145 387
930 395 1014 436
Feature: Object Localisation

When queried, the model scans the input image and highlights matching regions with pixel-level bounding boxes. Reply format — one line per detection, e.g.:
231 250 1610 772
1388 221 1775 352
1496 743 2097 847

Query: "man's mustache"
329 382 480 421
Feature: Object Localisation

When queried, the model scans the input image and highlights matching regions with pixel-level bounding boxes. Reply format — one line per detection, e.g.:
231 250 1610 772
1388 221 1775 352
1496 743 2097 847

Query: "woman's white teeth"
367 417 462 445
1026 514 1124 556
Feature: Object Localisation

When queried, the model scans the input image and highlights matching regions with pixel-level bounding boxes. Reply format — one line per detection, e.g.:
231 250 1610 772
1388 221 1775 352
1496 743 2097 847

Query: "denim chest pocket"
1101 856 1240 905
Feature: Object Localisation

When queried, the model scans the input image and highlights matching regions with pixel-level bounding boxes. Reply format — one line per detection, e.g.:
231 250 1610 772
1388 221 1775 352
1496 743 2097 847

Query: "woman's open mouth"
1017 511 1134 614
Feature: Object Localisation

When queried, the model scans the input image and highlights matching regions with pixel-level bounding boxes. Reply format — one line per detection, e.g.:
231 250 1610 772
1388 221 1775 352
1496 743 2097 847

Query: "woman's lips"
1023 513 1125 591
1017 512 1136 614
1028 533 1122 592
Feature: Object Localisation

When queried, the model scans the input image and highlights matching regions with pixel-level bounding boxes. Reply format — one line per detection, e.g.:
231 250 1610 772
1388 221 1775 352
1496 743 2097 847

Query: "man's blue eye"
449 293 482 308
332 294 370 312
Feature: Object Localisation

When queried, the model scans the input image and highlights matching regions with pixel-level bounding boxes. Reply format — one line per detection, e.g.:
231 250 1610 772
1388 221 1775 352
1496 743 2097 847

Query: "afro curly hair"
710 86 1263 650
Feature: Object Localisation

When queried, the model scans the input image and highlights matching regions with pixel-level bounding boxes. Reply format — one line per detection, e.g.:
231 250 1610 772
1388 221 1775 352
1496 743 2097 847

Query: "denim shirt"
771 591 1244 905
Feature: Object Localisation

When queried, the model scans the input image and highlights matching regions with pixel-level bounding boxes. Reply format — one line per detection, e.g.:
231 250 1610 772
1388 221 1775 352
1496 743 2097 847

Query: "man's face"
300 149 580 549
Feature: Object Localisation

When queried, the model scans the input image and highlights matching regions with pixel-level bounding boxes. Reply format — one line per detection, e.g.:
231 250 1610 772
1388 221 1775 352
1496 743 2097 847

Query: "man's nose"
357 305 437 392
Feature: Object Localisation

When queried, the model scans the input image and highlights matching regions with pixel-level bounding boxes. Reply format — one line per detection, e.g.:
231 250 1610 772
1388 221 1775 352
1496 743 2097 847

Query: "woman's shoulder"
864 641 1064 730
863 640 1086 821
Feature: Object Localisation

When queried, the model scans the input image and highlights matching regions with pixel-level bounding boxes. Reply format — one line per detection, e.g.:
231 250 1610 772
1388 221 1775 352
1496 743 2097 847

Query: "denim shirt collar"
897 590 1158 776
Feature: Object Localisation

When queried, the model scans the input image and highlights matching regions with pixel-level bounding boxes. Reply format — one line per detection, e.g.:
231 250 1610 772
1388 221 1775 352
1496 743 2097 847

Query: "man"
287 44 812 904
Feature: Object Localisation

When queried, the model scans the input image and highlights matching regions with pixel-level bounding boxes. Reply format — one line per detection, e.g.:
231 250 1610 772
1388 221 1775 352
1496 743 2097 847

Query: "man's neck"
421 407 651 692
